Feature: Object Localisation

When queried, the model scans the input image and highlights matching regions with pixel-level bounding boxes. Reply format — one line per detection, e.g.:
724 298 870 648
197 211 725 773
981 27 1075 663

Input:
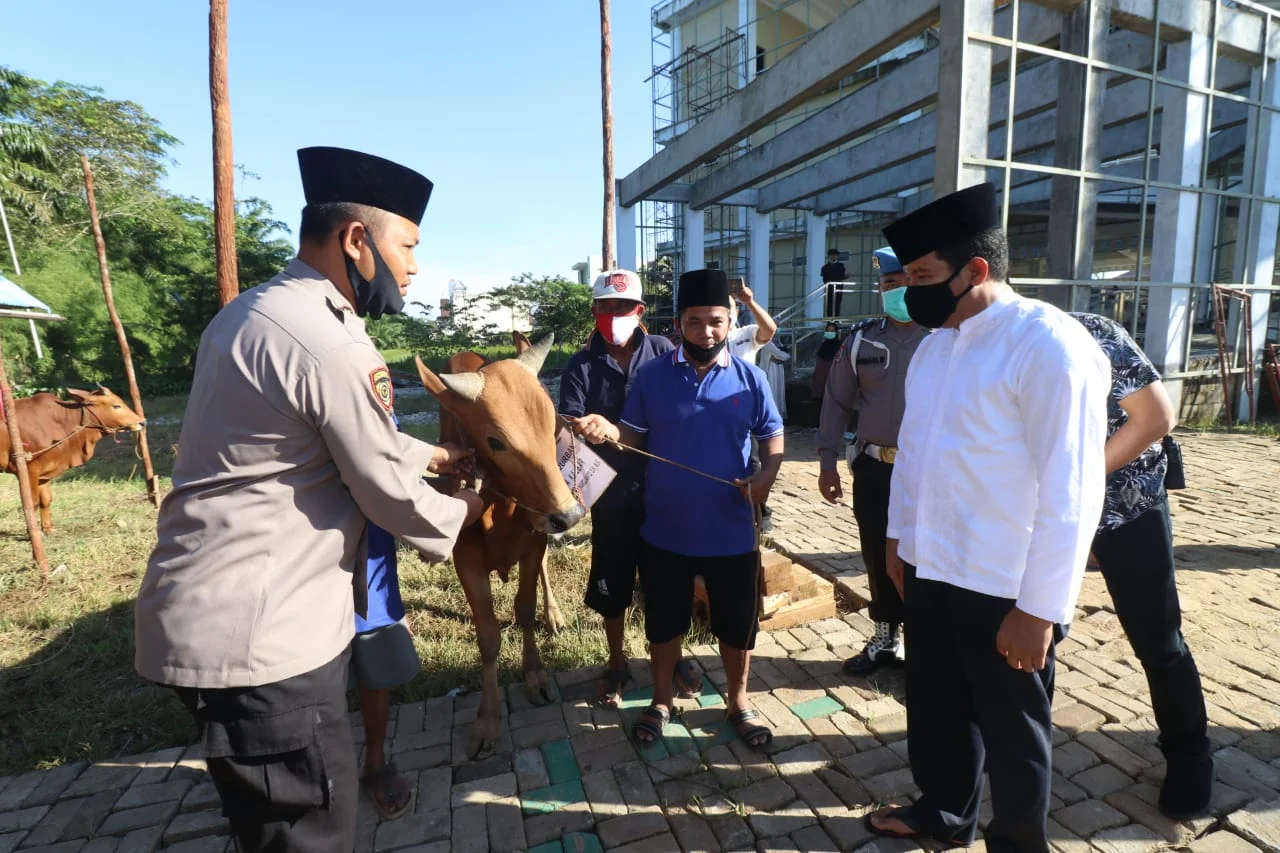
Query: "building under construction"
615 0 1280 420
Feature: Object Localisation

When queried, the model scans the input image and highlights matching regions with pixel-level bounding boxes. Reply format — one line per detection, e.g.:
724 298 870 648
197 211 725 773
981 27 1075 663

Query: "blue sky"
2 0 657 313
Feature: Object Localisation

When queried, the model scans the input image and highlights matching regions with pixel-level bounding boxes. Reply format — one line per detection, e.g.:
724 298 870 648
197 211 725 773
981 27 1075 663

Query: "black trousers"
850 451 904 625
903 564 1059 852
173 650 358 853
1091 498 1209 758
824 282 843 317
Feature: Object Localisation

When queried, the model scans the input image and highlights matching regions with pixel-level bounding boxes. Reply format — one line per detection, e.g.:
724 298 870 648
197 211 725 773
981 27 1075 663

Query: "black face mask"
904 259 976 329
344 230 405 319
682 337 728 364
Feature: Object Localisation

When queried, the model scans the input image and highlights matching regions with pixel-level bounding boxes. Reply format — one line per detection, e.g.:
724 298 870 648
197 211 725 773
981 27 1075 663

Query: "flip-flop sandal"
596 664 633 709
631 704 670 746
863 807 970 847
361 763 412 820
673 658 703 699
727 708 773 750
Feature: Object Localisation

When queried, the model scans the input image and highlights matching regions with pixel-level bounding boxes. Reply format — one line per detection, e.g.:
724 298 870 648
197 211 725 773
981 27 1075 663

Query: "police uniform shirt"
815 318 928 471
135 259 469 689
886 290 1109 625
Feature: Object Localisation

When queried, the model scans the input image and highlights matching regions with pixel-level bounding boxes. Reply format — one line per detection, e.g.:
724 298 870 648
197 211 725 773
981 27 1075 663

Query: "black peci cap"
883 182 1000 266
677 268 731 312
297 146 434 225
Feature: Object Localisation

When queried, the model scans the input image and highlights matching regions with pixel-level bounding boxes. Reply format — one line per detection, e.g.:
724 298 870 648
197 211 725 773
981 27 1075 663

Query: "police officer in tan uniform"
815 247 928 675
135 147 484 853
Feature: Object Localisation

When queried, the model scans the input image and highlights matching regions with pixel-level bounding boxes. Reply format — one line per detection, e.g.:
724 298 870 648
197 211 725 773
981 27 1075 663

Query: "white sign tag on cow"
556 429 616 509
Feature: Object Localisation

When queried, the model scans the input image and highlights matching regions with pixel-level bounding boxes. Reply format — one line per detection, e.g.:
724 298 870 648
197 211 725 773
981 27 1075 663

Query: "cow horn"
439 371 485 402
515 334 555 375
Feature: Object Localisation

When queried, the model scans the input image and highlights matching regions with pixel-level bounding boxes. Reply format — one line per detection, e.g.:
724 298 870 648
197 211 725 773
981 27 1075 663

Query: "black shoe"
1159 750 1214 820
842 623 903 676
759 504 774 533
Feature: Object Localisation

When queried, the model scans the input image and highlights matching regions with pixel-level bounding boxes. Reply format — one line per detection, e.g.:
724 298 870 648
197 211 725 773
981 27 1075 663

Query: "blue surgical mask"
881 286 913 323
823 331 837 340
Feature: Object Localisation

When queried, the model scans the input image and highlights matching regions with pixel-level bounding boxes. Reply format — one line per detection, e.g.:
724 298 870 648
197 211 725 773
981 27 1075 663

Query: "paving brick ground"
1 429 1277 853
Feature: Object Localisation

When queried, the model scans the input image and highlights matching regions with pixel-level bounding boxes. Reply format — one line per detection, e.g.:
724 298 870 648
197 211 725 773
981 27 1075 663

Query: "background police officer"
815 247 927 675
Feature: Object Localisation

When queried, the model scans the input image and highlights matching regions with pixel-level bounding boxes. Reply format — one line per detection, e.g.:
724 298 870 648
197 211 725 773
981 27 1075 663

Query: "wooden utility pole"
600 0 616 270
210 0 239 307
82 155 160 506
0 336 49 577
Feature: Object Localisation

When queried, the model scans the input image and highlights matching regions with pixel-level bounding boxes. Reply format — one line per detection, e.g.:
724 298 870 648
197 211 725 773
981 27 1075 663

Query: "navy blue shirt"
558 330 674 511
356 414 405 633
621 346 784 557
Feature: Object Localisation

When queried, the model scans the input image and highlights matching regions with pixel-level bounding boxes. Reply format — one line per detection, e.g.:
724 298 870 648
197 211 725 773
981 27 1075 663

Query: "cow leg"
539 550 566 635
519 540 554 705
37 481 54 534
456 561 505 760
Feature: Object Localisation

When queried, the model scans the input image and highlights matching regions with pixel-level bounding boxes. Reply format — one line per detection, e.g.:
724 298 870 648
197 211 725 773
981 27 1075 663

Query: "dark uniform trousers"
173 649 358 853
850 452 904 625
1091 498 1209 759
903 563 1060 853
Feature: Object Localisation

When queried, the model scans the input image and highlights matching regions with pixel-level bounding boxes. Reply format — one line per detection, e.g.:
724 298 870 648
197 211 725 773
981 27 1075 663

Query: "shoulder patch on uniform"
369 366 394 413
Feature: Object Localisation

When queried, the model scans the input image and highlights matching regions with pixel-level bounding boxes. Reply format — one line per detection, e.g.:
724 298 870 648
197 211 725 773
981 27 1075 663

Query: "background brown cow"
418 333 587 759
0 387 145 533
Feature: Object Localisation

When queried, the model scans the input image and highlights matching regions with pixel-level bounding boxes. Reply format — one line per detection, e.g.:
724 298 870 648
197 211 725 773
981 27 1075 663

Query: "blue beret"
872 247 903 275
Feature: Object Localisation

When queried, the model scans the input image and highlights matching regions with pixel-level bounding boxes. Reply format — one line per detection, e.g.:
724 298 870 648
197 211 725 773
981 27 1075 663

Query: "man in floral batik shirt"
1072 312 1213 820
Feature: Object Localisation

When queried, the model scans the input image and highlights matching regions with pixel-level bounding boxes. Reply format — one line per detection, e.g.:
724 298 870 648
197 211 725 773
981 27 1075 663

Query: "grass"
0 389 667 775
1179 417 1280 437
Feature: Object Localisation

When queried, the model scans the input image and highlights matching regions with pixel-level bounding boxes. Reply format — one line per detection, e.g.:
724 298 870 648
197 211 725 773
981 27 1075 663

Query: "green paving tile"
617 684 654 710
562 832 605 853
697 686 723 707
521 779 587 815
541 738 580 784
790 695 844 721
663 721 698 756
528 843 563 853
635 735 669 761
691 719 738 751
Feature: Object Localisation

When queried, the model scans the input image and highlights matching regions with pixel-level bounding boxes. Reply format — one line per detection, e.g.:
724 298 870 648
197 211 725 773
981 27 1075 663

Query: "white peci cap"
591 269 644 303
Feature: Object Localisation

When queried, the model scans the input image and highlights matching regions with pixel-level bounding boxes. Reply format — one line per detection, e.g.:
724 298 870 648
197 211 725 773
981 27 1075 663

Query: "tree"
209 0 239 307
489 273 593 347
0 68 58 235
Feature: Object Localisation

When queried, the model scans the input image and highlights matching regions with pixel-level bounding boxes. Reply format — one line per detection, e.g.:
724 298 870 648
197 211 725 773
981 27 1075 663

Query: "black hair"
827 249 840 256
935 226 1009 283
298 202 386 243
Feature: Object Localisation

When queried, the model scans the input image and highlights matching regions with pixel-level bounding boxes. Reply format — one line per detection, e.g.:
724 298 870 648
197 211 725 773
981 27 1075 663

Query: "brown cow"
0 387 145 533
417 333 586 758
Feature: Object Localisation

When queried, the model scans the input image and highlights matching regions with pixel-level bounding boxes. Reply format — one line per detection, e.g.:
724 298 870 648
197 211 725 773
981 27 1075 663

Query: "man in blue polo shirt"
583 268 785 751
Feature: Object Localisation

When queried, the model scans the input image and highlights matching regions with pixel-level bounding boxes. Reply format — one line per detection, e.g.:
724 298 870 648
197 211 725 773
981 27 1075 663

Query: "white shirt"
729 324 764 364
886 290 1109 625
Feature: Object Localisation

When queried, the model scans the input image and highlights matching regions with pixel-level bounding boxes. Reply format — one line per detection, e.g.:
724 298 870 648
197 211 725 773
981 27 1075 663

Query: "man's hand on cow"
429 442 475 476
571 414 619 446
818 469 843 504
457 489 486 526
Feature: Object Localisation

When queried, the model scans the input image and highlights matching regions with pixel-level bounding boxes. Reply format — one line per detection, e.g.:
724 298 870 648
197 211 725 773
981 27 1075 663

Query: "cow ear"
415 356 448 398
66 388 90 402
512 332 532 354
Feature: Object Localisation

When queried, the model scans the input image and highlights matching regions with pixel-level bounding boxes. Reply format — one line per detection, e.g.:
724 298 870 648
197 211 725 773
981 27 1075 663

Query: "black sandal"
864 807 970 848
673 658 703 699
727 708 773 750
631 704 669 746
596 664 633 709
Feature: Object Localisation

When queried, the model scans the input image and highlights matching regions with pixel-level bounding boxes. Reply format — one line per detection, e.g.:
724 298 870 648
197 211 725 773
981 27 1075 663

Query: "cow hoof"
544 607 567 636
468 717 502 761
525 668 555 706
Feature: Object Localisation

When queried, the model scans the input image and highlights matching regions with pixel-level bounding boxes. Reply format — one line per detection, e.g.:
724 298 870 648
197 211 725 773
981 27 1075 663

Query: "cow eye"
113 405 122 410
487 436 507 452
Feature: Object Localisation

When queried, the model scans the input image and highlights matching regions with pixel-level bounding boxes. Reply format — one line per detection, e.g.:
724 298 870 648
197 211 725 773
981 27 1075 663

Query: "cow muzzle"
546 503 587 535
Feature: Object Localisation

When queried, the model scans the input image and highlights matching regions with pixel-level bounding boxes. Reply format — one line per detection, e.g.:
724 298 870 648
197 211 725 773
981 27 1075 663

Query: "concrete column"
1145 34 1211 413
1232 60 1280 421
616 198 637 273
683 204 706 273
1045 0 1108 312
805 211 827 321
749 210 772 312
934 0 994 194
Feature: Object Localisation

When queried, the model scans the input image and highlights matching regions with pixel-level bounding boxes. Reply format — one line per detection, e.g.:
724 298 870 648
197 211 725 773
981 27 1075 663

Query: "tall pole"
210 0 239 308
0 336 49 577
600 0 616 271
82 155 160 507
